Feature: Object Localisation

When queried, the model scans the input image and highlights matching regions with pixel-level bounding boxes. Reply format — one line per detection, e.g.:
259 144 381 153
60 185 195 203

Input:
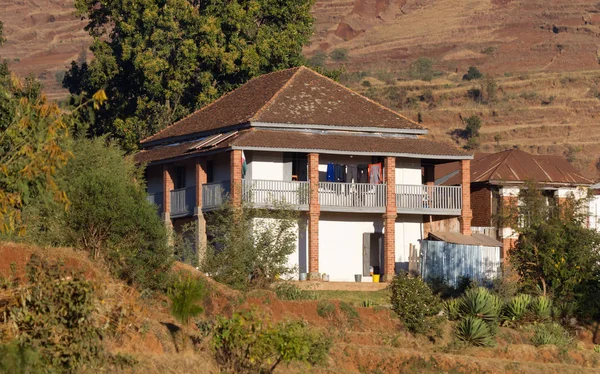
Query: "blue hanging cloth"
326 163 335 182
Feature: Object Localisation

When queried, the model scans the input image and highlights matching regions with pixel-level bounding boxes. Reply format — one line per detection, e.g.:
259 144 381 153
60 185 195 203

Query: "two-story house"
135 66 473 282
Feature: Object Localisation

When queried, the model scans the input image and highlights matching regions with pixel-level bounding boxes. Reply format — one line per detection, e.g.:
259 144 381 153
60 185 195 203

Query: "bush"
443 299 462 321
274 282 317 301
388 272 442 336
9 254 103 371
530 295 552 320
463 66 483 81
409 57 437 82
317 300 336 318
330 48 348 61
530 323 572 347
308 51 327 67
0 341 43 374
24 138 173 291
212 311 331 373
460 288 502 325
502 294 532 324
455 316 495 347
169 275 206 327
339 302 360 323
203 201 299 290
464 115 482 139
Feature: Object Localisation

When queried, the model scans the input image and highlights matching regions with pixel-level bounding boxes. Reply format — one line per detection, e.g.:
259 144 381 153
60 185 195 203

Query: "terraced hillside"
1 0 599 178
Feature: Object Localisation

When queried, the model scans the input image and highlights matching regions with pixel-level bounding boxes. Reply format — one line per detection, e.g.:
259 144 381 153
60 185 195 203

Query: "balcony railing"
171 186 195 217
395 184 462 214
202 181 230 210
319 182 387 212
146 192 163 212
242 179 309 209
147 180 462 216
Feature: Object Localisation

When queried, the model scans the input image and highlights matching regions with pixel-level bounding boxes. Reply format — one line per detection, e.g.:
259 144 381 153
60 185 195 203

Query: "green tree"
409 57 436 82
463 66 482 81
24 138 173 291
202 201 299 290
464 115 482 139
508 186 600 301
65 0 315 152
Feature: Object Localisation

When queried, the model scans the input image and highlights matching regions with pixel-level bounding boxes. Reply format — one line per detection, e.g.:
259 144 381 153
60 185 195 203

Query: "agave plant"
443 299 462 321
502 294 532 323
460 287 502 323
455 316 495 347
530 295 552 320
530 323 572 347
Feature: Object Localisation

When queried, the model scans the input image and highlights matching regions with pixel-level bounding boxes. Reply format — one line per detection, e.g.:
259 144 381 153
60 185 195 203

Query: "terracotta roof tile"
141 66 424 145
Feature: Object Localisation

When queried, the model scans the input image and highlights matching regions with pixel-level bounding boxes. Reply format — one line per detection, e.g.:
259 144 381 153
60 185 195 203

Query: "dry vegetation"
3 242 600 373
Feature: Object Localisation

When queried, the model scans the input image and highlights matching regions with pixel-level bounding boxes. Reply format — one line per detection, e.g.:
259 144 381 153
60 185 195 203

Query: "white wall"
318 212 383 281
247 151 285 180
395 158 421 185
395 215 423 272
590 194 600 231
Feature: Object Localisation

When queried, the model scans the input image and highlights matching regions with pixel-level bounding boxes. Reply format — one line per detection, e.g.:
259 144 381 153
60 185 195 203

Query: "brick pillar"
308 153 320 279
195 159 207 264
162 165 174 231
459 159 473 235
500 191 519 259
230 150 243 207
382 156 397 282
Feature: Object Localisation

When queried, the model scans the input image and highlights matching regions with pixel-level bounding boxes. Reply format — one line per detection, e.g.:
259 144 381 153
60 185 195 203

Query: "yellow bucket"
372 274 380 283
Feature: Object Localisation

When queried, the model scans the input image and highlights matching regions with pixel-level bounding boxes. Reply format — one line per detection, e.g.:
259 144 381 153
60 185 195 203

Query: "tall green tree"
65 0 315 151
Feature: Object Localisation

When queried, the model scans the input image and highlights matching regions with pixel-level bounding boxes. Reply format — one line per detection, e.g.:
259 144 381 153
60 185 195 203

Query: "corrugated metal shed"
428 232 503 247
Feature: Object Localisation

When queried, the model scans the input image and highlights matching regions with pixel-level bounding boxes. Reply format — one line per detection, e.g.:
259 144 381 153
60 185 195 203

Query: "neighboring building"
436 149 594 258
135 66 473 282
591 183 600 231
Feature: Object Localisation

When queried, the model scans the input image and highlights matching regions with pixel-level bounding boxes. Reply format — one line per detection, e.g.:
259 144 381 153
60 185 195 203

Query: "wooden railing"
318 182 387 211
202 181 230 210
170 186 195 216
242 179 309 208
395 184 462 213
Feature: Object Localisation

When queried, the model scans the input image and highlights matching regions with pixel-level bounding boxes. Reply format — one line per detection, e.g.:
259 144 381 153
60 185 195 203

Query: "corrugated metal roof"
439 149 592 186
429 232 503 247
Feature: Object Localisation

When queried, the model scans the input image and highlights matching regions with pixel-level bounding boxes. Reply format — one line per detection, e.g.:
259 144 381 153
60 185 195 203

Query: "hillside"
1 0 599 178
2 241 600 373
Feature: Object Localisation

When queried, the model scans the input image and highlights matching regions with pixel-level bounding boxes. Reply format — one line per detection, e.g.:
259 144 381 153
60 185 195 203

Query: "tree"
507 186 600 302
409 57 436 82
66 0 315 152
463 66 482 81
202 201 299 290
464 115 482 139
24 138 173 291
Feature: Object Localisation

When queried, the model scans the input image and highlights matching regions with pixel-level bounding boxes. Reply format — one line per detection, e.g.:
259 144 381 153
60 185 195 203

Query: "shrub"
530 323 572 347
274 282 317 301
0 341 43 374
456 316 495 347
308 51 327 67
443 299 462 321
317 300 336 318
362 299 374 308
502 294 532 324
9 254 103 371
212 311 331 373
460 287 502 325
169 276 206 327
464 115 482 139
530 295 552 320
339 302 360 323
203 201 299 290
330 48 348 61
388 272 442 336
463 66 483 81
24 138 173 291
409 57 437 82
361 80 371 87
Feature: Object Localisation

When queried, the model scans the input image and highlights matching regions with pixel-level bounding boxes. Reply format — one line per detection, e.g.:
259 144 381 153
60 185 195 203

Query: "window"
291 153 308 181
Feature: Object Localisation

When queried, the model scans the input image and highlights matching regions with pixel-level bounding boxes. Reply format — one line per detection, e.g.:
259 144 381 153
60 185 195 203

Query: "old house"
135 66 473 281
436 149 593 258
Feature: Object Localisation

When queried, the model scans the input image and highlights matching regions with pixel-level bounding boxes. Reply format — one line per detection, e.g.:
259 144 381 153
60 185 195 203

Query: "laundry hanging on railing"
368 163 383 184
357 164 368 183
346 165 358 183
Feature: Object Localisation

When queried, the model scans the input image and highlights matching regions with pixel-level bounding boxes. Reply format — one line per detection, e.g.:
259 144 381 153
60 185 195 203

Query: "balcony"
170 186 195 217
148 180 462 216
146 192 163 212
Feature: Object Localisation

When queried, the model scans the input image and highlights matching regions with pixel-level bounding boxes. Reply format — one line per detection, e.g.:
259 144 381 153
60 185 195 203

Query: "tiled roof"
439 149 593 186
141 66 424 145
134 129 469 164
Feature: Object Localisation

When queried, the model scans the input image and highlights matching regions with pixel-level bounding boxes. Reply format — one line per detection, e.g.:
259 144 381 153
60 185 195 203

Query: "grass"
312 289 389 307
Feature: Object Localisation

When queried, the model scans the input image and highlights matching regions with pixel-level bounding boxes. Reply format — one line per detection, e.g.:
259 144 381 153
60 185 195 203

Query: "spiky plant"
530 323 572 347
460 287 501 323
502 294 532 323
443 299 462 321
455 316 495 347
594 345 600 353
530 295 552 320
